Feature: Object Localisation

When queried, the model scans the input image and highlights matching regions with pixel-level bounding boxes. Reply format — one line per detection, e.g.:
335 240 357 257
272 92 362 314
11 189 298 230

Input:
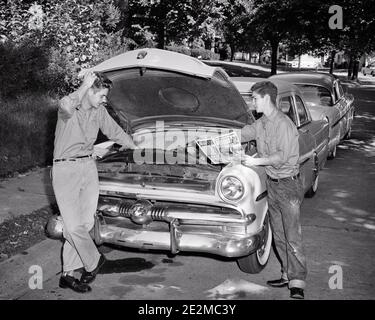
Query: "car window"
278 96 297 125
295 84 333 107
294 95 309 126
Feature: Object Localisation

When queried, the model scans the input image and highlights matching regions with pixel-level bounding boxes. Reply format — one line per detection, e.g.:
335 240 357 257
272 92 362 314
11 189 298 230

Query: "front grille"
150 206 166 220
98 196 242 221
118 201 134 218
116 200 167 221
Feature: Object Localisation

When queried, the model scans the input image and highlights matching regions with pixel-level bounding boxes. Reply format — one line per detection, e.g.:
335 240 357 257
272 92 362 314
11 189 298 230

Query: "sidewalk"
0 166 55 224
0 166 61 298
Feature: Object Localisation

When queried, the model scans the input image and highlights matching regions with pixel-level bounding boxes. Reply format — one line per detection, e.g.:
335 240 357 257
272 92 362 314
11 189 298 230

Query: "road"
3 81 375 301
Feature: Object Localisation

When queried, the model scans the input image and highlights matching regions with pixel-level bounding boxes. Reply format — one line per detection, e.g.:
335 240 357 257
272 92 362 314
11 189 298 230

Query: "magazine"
195 131 245 164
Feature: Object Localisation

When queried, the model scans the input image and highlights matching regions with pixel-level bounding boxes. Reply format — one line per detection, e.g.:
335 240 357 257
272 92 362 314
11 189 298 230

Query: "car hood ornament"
130 200 153 225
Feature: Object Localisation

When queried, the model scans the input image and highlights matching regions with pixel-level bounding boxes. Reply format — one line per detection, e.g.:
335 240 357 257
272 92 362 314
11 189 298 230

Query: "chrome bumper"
94 215 261 258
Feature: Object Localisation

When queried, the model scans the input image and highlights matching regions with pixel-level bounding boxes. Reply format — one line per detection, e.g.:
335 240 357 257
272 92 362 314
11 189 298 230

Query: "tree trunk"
230 44 235 61
204 38 211 50
258 51 262 64
270 39 278 75
352 58 359 80
157 24 165 49
329 50 336 74
211 38 215 53
347 55 353 78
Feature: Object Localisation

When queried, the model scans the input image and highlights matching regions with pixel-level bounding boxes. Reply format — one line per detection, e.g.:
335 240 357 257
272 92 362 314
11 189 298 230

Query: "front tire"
237 214 272 274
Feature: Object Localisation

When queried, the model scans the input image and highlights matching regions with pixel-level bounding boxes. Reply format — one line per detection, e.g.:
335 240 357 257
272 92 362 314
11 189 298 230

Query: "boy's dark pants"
266 176 307 289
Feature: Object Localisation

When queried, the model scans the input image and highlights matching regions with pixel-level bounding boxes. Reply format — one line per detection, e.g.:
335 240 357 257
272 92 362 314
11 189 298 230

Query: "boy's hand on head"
82 70 97 88
78 69 97 88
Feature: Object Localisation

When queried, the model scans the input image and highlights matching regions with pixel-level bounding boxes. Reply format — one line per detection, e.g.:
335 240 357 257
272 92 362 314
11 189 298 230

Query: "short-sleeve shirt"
53 92 132 159
241 109 299 179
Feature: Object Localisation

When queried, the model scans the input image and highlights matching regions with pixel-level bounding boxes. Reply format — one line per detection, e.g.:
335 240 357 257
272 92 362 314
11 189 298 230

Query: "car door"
338 80 355 137
278 94 314 192
333 80 349 140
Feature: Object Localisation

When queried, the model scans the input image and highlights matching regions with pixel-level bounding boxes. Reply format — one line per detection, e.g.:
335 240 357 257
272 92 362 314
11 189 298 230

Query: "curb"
0 238 62 300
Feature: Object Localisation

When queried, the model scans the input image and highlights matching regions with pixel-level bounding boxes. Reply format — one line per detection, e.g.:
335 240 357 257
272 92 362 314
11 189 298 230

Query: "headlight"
220 176 244 201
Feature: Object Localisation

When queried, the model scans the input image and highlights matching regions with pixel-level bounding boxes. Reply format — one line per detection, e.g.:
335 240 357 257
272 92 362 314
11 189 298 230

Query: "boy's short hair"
251 81 278 106
92 72 113 91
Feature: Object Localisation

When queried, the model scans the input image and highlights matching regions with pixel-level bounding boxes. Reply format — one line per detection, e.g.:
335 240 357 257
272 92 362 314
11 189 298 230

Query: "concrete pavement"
0 167 60 299
0 167 55 224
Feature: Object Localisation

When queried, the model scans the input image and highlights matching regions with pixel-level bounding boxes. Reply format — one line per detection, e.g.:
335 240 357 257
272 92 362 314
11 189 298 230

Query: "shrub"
0 94 57 177
190 48 219 60
165 45 220 60
0 40 53 98
165 45 191 56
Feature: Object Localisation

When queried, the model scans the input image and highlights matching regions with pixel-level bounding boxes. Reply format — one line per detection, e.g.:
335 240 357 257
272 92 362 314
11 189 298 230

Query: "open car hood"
89 48 253 129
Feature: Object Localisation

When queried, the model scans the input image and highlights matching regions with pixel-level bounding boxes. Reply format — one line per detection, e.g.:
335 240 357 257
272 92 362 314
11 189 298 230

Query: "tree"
284 0 375 78
0 0 125 91
247 0 305 75
123 0 227 50
219 0 251 61
339 0 375 78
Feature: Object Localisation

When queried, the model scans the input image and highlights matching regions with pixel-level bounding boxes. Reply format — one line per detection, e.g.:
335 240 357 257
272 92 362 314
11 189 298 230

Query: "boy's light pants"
52 158 101 273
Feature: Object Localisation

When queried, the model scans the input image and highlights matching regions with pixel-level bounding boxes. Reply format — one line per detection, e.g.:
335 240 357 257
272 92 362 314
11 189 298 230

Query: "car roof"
269 72 337 91
231 77 304 97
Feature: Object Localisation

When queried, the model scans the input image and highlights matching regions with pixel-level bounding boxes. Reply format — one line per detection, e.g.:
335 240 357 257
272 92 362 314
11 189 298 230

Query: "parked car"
231 76 330 197
289 55 322 69
277 59 293 68
361 62 375 76
47 48 273 274
202 60 270 78
269 72 355 159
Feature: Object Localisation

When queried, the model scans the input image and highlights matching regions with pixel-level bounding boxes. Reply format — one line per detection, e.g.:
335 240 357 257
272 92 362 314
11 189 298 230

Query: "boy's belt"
53 155 92 162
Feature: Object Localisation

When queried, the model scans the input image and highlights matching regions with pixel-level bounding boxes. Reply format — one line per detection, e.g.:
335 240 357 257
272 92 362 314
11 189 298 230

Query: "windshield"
295 84 333 107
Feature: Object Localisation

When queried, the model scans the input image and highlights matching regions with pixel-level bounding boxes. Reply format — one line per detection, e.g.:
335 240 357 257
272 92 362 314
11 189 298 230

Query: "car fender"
216 163 268 234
